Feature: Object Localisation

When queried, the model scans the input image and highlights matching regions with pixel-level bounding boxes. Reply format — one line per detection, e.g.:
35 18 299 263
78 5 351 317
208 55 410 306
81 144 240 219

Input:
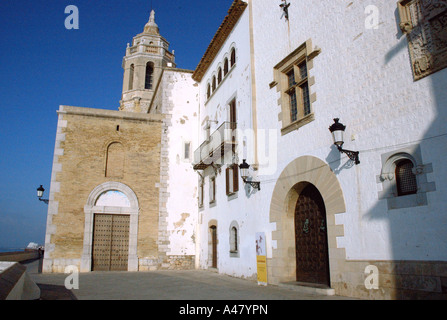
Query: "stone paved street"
24 259 356 300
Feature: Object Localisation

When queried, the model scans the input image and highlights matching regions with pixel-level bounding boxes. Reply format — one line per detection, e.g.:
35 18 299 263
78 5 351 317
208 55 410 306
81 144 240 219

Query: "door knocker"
320 220 326 231
302 219 310 234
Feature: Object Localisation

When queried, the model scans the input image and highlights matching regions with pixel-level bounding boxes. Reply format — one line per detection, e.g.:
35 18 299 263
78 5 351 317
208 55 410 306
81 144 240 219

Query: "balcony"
193 122 237 170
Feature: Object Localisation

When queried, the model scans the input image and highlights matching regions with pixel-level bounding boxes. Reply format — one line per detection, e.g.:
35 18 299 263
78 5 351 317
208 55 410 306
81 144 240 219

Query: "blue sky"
0 0 232 248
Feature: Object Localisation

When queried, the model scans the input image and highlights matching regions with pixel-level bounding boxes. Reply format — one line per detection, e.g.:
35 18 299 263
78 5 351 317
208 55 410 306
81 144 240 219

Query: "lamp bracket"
338 146 360 165
243 178 261 191
39 198 49 204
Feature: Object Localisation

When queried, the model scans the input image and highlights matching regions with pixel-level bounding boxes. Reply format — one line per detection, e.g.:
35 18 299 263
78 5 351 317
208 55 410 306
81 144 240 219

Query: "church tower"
120 10 176 113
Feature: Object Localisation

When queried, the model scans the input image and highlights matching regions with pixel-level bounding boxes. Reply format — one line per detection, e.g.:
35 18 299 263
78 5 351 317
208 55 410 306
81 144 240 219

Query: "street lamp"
329 118 360 165
37 185 49 204
239 159 260 190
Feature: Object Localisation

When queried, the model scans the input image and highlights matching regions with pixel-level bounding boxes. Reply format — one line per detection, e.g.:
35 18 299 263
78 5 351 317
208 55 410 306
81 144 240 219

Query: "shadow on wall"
323 6 447 299
364 7 447 299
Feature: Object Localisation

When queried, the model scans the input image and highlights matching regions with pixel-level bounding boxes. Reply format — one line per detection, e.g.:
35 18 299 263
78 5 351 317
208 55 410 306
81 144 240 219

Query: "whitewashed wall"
163 70 199 257
251 0 447 262
194 0 446 281
195 7 264 278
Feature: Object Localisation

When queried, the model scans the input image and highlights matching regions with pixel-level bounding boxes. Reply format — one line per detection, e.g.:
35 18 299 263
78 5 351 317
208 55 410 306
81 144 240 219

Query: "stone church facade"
44 0 447 300
43 11 198 273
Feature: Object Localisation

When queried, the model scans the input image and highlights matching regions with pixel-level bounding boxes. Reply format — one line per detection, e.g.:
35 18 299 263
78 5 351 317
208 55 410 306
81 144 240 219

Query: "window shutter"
209 177 215 203
198 180 203 207
209 178 212 202
226 165 238 195
229 167 234 193
226 167 230 195
232 164 239 192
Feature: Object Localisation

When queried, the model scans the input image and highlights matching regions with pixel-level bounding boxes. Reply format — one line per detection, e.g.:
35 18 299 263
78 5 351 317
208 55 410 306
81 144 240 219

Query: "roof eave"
192 0 248 82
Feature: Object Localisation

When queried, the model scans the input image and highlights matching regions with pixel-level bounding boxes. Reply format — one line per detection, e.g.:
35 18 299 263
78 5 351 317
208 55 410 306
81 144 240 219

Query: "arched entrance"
268 156 346 286
80 182 139 272
92 211 130 271
294 183 330 286
208 220 218 269
210 226 218 268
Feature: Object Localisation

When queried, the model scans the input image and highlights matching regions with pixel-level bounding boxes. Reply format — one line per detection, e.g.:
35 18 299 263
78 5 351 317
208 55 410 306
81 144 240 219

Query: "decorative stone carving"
398 0 447 80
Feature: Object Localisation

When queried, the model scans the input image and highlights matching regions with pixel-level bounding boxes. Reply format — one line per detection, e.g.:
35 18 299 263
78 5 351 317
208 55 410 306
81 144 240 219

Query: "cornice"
192 0 248 82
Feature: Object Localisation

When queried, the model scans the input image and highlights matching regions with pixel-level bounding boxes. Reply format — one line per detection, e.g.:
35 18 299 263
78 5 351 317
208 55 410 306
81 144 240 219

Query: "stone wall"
333 260 447 300
43 106 163 273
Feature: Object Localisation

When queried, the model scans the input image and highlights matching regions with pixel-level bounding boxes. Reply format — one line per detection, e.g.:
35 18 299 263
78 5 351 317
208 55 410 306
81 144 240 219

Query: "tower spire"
120 4 175 113
144 9 159 35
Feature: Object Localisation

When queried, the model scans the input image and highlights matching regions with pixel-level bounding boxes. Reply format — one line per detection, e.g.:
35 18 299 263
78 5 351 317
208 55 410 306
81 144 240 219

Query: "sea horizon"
0 247 26 253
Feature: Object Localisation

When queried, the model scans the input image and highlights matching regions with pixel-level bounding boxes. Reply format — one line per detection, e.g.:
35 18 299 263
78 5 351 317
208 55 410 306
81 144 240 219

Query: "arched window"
106 142 125 178
395 159 418 196
378 148 436 210
230 226 238 253
212 76 216 92
217 67 222 84
230 48 236 67
224 58 229 75
209 224 217 268
229 221 239 257
145 62 154 90
207 83 211 100
128 64 134 90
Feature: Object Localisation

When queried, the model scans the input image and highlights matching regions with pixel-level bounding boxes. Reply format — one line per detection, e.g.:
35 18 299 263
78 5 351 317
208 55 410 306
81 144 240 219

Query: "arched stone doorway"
268 156 346 287
80 182 139 272
207 220 218 269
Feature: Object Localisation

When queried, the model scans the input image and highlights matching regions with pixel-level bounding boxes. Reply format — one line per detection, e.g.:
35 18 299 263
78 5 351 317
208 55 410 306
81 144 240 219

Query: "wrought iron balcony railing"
193 122 237 170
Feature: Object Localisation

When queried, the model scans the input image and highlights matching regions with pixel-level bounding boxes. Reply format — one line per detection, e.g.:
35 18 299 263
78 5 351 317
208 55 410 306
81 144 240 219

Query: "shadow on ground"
37 283 78 300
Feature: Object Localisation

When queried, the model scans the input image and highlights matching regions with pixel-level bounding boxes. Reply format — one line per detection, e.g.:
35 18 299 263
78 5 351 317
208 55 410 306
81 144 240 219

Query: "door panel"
110 215 130 271
92 214 113 271
210 226 217 268
92 214 129 271
294 184 330 286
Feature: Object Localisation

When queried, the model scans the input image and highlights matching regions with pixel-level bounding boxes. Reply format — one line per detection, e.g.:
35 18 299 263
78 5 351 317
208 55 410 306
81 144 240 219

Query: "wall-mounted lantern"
37 185 49 204
239 159 261 190
329 118 360 165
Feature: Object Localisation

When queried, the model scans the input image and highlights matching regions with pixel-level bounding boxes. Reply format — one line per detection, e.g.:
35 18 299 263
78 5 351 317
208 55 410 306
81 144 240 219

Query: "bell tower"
120 10 176 113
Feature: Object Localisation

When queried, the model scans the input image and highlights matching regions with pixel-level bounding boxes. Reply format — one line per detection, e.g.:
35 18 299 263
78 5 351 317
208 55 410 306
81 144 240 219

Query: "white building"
44 0 447 299
191 0 447 299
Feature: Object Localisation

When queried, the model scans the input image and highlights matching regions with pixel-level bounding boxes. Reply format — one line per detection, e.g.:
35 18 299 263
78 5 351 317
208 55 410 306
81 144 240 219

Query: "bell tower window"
128 64 134 91
145 62 154 90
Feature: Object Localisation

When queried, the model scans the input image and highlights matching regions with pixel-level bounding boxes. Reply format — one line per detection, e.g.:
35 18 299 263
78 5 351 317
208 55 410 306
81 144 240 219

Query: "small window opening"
395 159 418 196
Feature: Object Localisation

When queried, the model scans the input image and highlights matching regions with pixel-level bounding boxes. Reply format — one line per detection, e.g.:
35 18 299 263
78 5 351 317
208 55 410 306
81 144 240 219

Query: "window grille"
395 159 417 196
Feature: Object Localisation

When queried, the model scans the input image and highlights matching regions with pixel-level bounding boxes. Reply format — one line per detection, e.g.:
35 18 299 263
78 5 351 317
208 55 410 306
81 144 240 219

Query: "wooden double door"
92 214 130 271
294 184 330 286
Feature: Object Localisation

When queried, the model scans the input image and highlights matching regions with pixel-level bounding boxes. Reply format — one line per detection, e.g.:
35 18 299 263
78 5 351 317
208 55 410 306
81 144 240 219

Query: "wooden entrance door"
210 226 217 268
294 184 330 286
92 214 130 271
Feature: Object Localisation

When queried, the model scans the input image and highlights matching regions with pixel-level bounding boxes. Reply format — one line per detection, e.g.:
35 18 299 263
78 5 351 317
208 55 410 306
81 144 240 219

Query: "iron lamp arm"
337 145 360 165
